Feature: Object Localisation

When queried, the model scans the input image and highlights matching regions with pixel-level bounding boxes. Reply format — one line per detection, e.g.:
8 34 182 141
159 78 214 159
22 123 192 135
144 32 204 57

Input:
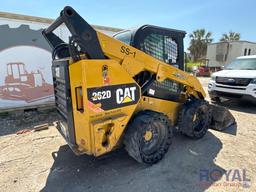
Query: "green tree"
220 31 240 42
188 29 213 62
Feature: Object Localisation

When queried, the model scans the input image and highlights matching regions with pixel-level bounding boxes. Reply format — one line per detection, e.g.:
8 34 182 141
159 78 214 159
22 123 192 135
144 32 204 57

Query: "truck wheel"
178 99 212 139
124 110 173 165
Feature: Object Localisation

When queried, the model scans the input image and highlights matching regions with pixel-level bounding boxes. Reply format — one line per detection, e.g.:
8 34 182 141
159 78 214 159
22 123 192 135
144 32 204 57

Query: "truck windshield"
225 58 256 70
113 31 132 45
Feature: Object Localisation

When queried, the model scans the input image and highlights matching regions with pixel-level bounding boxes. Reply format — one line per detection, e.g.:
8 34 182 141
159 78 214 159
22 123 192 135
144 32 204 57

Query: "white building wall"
240 42 256 56
207 41 256 68
0 14 121 111
206 43 221 67
226 42 243 64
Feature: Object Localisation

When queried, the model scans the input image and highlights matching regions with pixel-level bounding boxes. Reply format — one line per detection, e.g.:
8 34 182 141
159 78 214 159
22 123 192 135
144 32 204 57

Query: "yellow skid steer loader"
42 6 235 164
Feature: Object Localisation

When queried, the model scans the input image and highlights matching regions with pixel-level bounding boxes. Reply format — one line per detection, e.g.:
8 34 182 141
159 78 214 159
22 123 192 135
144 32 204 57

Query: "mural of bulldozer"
0 62 53 103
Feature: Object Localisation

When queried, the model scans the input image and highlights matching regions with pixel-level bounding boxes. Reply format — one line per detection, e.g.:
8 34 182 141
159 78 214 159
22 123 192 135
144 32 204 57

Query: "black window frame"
132 25 186 70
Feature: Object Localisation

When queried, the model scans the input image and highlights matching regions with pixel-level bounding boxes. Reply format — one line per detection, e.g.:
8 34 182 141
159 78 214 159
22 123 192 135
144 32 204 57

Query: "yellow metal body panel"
96 31 206 98
69 60 141 156
136 96 181 125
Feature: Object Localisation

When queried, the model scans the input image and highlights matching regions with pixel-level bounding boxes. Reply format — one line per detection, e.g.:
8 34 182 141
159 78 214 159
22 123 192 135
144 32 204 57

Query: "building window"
248 49 251 55
244 48 247 56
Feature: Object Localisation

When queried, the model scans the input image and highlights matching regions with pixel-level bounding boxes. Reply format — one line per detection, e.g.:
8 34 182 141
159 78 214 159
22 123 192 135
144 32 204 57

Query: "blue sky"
1 0 256 50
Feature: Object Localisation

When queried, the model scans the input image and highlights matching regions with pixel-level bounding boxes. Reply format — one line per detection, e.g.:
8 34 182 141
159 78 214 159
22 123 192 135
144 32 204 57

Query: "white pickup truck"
208 55 256 103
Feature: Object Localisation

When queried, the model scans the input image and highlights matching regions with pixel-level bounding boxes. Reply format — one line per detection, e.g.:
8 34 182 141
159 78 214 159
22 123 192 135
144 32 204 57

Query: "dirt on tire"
124 110 173 164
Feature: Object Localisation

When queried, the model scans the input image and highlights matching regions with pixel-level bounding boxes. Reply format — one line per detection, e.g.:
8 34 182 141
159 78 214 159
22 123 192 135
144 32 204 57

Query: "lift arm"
42 6 206 99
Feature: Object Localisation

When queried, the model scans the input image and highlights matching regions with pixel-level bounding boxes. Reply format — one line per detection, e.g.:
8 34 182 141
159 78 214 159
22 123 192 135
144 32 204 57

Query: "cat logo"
116 87 136 104
88 83 140 110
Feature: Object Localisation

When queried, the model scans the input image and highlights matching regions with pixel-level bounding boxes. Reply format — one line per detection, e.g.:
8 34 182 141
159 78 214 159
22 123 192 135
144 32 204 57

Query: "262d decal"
91 90 111 101
87 83 140 111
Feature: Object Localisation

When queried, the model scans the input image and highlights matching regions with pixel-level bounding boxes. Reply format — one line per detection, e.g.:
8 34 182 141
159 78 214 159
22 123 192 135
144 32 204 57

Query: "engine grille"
52 59 76 146
216 91 243 98
54 80 69 119
52 59 74 123
216 77 252 86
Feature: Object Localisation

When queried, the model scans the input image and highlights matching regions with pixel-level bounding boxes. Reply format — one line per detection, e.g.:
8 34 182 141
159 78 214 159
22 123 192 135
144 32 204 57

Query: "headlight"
211 75 216 81
251 78 256 84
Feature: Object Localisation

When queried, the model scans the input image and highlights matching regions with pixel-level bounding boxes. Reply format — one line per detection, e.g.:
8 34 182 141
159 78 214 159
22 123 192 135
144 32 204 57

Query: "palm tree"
220 31 240 42
188 29 213 61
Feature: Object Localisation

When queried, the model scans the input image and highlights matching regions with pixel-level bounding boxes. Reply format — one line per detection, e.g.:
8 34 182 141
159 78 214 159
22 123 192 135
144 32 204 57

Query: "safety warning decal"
87 83 140 111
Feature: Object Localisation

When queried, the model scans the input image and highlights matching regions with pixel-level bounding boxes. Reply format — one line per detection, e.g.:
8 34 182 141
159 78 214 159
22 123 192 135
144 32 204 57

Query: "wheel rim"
144 130 153 141
193 107 207 132
140 121 166 155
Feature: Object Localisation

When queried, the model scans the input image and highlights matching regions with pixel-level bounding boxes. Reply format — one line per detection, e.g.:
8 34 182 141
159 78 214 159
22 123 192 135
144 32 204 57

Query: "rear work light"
75 87 84 112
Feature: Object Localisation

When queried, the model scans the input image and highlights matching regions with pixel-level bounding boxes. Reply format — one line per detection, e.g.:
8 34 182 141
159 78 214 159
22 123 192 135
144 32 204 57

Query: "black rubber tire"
178 99 212 139
124 110 173 165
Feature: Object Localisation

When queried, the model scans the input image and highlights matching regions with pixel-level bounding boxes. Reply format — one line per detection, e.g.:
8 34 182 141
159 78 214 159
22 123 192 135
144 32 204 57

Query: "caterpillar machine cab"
42 6 235 164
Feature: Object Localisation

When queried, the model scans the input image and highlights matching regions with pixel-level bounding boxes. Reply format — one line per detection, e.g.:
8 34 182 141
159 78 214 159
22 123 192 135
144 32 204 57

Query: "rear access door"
52 59 77 151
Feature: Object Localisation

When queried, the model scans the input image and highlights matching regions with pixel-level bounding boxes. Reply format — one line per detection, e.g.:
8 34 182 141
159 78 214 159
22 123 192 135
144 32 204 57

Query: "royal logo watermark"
199 168 251 189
